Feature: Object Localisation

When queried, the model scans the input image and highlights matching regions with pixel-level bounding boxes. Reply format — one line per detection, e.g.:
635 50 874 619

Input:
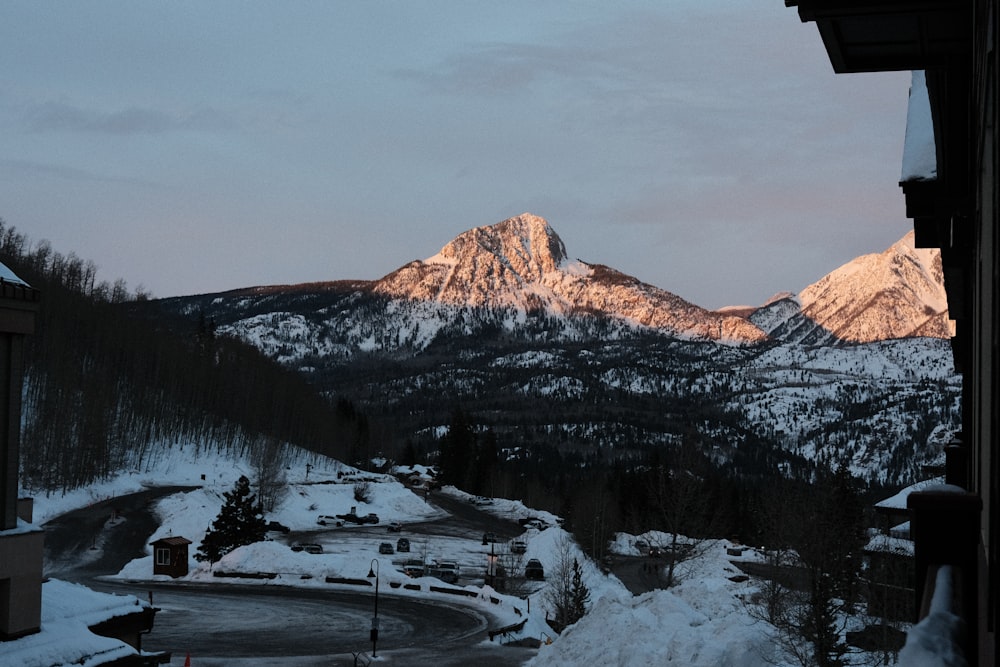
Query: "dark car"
265 521 290 533
387 522 403 532
378 542 394 555
431 561 459 584
525 558 545 580
335 512 379 525
396 537 410 552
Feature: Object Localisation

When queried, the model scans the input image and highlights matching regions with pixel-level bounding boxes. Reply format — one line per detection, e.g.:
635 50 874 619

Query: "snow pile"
529 535 777 667
3 580 151 667
897 566 968 667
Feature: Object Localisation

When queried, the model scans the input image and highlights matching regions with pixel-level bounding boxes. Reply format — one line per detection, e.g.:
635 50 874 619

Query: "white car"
316 515 343 527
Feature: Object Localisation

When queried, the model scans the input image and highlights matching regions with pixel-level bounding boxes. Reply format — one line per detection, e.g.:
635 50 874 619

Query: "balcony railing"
902 484 982 666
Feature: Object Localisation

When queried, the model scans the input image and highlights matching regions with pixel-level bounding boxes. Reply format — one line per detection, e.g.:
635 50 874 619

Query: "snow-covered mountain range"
152 213 960 485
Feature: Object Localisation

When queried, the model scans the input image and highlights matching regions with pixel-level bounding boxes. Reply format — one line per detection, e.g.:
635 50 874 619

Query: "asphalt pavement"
41 485 538 666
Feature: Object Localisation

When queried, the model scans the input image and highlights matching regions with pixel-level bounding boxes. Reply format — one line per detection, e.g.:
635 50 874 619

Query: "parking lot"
280 491 547 592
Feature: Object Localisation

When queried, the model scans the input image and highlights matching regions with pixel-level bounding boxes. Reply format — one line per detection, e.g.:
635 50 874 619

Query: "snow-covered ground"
19 447 930 666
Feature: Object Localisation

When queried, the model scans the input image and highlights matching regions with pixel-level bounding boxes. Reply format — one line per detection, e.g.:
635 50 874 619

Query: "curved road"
42 487 536 666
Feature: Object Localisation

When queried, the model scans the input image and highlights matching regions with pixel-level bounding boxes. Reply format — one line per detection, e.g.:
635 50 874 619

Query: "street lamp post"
483 535 497 589
366 558 380 657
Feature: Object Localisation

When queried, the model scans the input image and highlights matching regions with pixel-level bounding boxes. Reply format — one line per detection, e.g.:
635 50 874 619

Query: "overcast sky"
0 1 913 310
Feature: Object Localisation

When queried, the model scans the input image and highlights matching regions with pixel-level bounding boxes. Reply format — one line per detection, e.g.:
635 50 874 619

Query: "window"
155 548 171 566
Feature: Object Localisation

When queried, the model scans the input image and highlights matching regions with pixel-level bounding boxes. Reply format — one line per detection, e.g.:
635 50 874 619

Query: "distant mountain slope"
749 231 950 344
146 215 961 487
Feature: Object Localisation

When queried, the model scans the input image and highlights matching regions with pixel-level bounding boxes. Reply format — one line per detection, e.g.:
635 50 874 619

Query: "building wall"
0 529 43 638
0 331 26 531
971 2 997 663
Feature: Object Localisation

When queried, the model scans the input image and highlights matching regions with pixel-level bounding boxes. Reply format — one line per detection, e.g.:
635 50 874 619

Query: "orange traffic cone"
183 654 191 667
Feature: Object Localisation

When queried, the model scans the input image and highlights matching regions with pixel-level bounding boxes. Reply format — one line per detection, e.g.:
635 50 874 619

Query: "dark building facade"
0 271 40 639
786 1 997 664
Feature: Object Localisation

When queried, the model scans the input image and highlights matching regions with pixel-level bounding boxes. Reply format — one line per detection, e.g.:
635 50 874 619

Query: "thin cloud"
22 100 232 135
0 158 157 187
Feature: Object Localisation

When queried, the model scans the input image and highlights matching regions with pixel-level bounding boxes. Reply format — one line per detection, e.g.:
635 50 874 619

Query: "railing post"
908 488 982 665
944 439 969 488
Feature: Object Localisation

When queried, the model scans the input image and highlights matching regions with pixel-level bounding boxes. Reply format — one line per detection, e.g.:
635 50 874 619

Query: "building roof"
786 0 970 73
0 261 40 309
150 536 192 547
1 579 153 667
0 262 27 287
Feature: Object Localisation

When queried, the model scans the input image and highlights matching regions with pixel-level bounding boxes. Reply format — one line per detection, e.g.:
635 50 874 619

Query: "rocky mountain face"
151 215 960 486
750 231 950 345
375 213 767 344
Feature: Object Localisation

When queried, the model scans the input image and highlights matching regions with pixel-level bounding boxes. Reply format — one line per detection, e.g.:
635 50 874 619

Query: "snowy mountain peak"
373 214 768 344
751 230 951 344
430 213 568 275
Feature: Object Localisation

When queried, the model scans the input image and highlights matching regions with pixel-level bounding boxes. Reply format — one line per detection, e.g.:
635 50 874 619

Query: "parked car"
525 558 545 580
402 559 425 577
265 521 290 533
396 537 410 552
523 519 547 531
387 522 403 532
511 540 527 554
431 561 460 584
292 543 323 554
378 542 394 555
316 515 343 527
335 512 380 525
473 496 494 506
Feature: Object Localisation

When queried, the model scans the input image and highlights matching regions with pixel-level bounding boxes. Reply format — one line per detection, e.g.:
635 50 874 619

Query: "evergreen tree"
569 558 590 624
195 475 267 563
438 409 475 488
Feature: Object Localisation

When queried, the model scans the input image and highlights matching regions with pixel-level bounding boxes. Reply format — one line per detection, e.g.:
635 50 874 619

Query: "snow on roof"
865 532 914 557
3 579 151 667
875 476 944 510
901 70 937 182
0 261 28 287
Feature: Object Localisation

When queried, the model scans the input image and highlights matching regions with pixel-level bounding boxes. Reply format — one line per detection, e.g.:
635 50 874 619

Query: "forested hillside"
0 219 370 494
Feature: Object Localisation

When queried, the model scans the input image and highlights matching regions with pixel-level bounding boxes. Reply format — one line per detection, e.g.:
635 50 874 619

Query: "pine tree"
438 409 475 488
569 558 590 624
195 475 267 563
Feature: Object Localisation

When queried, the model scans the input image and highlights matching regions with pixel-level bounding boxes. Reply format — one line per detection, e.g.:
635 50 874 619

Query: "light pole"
366 558 380 657
483 534 497 589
